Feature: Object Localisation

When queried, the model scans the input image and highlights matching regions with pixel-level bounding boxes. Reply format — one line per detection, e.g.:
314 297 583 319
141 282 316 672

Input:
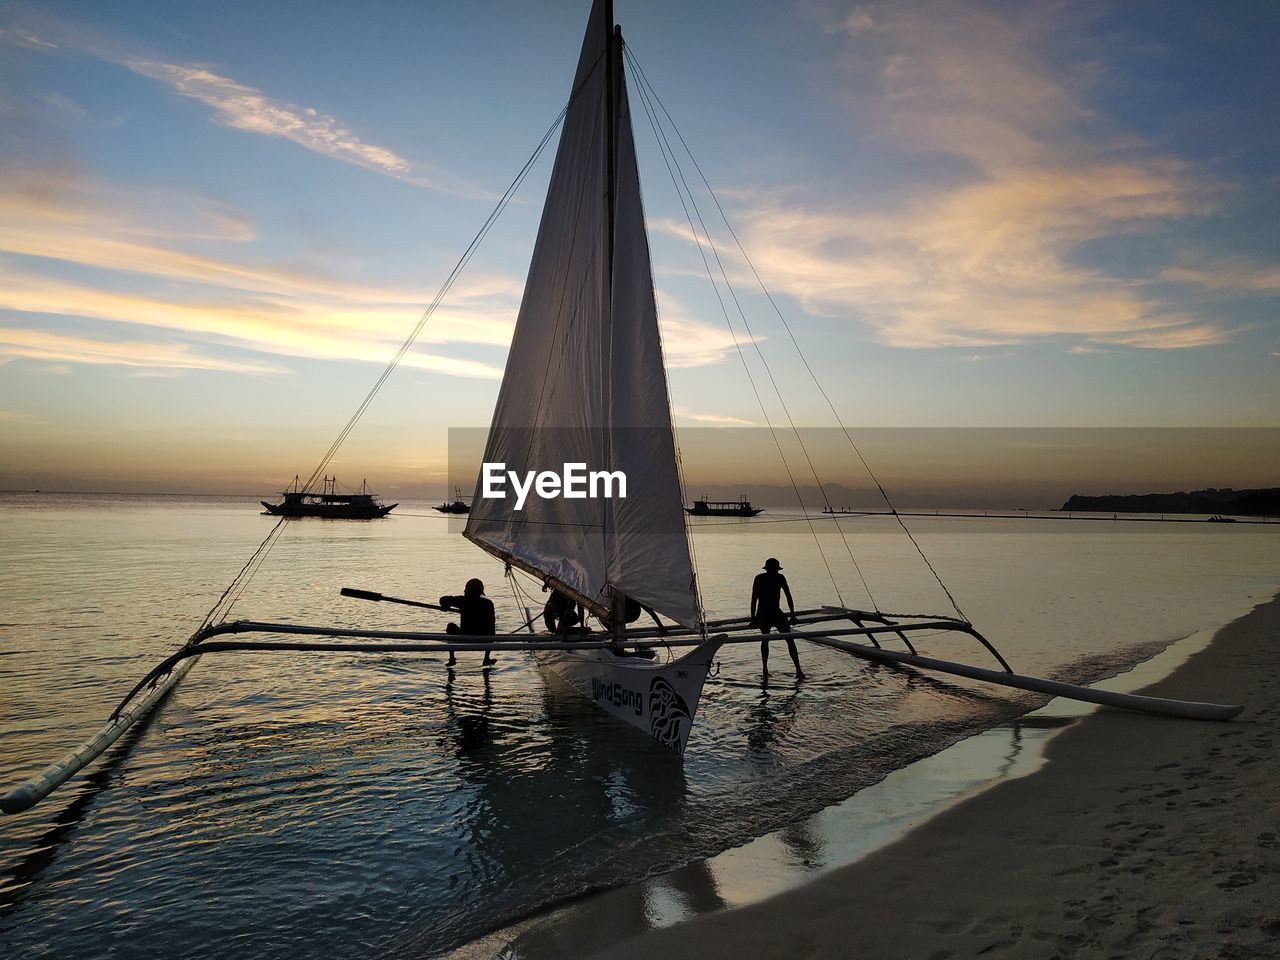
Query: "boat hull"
535 636 724 755
261 501 397 519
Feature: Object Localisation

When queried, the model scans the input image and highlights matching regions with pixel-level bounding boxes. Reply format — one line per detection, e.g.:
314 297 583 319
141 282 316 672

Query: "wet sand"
584 592 1280 960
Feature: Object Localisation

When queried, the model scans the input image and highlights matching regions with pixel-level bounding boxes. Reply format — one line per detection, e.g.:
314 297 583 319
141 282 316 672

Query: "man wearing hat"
751 558 804 683
440 578 496 667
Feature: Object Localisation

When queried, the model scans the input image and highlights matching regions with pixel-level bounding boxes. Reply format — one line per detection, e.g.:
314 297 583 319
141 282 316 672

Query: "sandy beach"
570 592 1280 960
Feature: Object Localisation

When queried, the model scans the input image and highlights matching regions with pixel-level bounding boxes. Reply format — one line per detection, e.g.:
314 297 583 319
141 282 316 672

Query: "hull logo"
648 676 692 753
590 677 644 716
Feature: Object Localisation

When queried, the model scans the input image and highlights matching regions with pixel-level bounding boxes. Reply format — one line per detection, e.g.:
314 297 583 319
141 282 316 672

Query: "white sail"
604 71 700 627
464 0 700 628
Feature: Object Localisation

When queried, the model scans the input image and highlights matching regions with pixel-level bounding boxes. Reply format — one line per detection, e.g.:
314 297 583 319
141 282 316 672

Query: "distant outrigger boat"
261 475 396 519
1207 515 1238 523
685 496 764 517
433 487 471 514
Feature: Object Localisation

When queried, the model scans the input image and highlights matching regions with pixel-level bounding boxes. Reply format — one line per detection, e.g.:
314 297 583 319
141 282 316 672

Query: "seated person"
601 593 664 658
542 587 583 635
439 577 495 667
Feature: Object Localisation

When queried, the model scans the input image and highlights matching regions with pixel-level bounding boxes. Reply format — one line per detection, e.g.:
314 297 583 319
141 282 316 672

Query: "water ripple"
2 495 1277 958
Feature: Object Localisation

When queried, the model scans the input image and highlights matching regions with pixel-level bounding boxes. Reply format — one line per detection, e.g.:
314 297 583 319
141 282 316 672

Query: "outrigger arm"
1 610 1243 815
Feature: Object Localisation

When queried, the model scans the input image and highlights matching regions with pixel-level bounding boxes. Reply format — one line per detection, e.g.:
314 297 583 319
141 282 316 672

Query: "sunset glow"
1 1 1275 495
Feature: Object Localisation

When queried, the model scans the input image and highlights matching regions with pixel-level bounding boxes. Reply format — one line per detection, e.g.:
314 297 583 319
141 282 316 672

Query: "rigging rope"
631 100 707 631
626 48 849 609
182 76 595 641
628 48 877 611
625 46 969 624
662 319 708 633
301 99 577 498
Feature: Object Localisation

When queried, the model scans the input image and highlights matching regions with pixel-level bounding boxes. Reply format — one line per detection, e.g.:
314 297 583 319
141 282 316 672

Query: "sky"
0 0 1276 498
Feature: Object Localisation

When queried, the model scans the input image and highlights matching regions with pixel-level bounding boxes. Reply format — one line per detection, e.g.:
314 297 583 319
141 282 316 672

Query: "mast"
604 1 618 290
605 0 621 638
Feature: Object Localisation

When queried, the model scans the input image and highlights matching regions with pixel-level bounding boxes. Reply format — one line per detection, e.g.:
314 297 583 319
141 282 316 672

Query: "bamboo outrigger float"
0 606 1242 816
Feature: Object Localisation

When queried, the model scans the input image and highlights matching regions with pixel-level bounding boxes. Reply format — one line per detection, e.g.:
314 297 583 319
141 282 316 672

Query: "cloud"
0 27 56 50
1160 260 1280 293
1089 323 1231 350
649 217 733 260
673 406 756 426
0 167 746 379
720 160 1223 349
823 0 1096 174
43 92 85 116
1 166 256 243
0 270 508 379
0 327 288 374
0 408 46 424
0 167 519 377
120 58 489 197
1 20 489 198
656 0 1251 352
0 169 512 311
0 17 754 379
653 292 761 367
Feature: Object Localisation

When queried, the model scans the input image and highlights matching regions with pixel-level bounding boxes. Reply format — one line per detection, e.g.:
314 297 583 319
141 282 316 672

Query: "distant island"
1061 487 1280 517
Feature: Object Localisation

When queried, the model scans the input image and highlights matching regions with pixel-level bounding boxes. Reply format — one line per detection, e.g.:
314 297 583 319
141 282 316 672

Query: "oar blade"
341 587 385 602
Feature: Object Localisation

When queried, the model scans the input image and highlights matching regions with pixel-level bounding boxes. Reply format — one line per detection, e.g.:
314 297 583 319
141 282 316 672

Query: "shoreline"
594 591 1280 959
453 593 1279 960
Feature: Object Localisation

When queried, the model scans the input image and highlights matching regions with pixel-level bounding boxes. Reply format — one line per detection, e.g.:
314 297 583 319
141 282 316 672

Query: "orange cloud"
663 159 1224 351
0 167 749 375
654 295 759 368
0 273 508 378
0 327 288 374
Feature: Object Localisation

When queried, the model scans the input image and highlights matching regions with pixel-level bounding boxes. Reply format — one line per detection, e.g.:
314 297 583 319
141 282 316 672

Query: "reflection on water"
482 626 1221 960
0 685 171 915
745 689 800 763
1 494 1277 959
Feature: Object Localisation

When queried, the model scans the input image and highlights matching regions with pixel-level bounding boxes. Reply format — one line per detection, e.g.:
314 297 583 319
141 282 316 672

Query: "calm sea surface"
1 493 1277 958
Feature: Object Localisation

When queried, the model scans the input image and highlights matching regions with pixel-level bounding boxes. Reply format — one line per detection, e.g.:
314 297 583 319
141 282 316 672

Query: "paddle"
340 587 446 612
343 586 543 636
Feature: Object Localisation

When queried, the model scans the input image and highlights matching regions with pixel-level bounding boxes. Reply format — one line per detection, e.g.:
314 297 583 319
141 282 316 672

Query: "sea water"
1 493 1277 958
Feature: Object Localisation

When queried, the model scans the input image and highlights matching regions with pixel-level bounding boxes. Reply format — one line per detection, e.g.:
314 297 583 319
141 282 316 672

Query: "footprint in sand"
1217 871 1258 890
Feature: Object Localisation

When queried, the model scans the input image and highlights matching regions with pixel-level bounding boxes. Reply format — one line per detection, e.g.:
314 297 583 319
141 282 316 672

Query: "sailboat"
0 0 1246 817
460 0 723 753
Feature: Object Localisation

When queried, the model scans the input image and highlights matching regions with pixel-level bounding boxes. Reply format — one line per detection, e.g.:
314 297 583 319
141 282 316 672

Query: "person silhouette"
750 558 803 684
440 578 496 667
542 587 582 634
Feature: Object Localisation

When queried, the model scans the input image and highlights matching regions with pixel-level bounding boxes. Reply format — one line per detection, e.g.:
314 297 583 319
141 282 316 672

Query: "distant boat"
821 506 862 515
261 475 396 519
434 487 471 514
685 495 763 517
1207 515 1238 523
